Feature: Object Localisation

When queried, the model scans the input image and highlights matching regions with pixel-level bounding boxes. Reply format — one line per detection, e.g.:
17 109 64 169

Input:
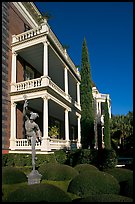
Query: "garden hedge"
67 170 120 197
2 167 27 184
74 163 99 174
104 168 133 198
38 163 79 181
5 183 72 202
77 194 133 202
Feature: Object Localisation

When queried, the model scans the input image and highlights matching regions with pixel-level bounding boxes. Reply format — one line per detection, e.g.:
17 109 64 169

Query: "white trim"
13 2 39 28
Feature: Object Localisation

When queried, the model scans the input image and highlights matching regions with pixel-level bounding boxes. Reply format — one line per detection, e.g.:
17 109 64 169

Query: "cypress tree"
80 38 95 149
104 97 111 149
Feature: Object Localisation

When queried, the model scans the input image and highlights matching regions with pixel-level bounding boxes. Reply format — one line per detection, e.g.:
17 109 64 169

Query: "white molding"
12 2 39 28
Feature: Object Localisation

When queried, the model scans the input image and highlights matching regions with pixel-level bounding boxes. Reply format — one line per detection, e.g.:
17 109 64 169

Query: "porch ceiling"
17 43 60 75
18 43 43 74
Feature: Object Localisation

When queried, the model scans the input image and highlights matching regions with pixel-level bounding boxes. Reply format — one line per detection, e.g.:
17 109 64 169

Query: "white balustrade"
12 26 42 43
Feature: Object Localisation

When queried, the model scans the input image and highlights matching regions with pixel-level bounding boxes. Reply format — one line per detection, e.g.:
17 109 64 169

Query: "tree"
80 38 95 149
110 112 133 150
104 97 111 149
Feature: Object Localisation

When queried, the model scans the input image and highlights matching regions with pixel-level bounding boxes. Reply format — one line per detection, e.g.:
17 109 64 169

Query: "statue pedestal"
27 170 42 185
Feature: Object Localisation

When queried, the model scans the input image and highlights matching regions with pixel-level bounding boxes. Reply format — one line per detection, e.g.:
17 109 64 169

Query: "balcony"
12 20 81 80
11 76 72 103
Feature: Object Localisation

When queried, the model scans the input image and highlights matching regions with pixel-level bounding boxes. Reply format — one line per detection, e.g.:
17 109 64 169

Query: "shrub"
98 148 118 170
78 194 133 202
66 148 98 167
67 170 120 197
2 167 27 184
2 153 57 168
38 163 79 181
104 168 133 183
35 153 56 167
74 163 99 174
5 183 72 202
104 168 133 198
54 149 67 164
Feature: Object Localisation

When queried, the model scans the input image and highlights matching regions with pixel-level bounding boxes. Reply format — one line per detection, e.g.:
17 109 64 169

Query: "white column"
11 51 17 92
11 51 17 83
76 113 81 148
43 41 48 76
99 101 101 115
65 109 70 148
41 95 51 151
64 67 68 95
9 101 17 150
77 82 80 105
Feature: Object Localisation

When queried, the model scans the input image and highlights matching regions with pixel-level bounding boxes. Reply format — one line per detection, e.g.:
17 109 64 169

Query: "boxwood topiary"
2 167 27 184
67 170 120 197
38 163 79 181
74 163 99 174
79 194 133 202
5 183 72 202
104 167 133 183
104 167 133 198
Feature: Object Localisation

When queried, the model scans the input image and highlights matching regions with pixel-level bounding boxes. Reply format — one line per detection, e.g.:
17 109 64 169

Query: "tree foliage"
104 97 111 149
110 111 133 150
80 38 95 149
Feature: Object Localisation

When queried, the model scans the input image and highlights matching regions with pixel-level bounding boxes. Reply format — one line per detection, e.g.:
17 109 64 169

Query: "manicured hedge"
104 168 133 198
77 194 133 202
104 167 133 183
38 163 79 181
74 163 99 174
5 183 72 202
66 148 98 167
98 148 118 170
67 170 120 197
2 167 27 184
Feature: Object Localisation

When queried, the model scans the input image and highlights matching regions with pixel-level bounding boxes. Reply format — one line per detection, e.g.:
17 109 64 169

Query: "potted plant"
48 125 59 138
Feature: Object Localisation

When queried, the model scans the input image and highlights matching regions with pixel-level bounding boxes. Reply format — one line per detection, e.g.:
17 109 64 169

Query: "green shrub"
5 183 72 202
35 153 56 167
120 179 133 198
74 163 99 174
54 149 67 164
98 148 118 170
38 163 79 181
66 148 98 167
78 194 133 202
104 167 133 183
2 167 27 184
67 170 120 197
104 168 133 198
2 154 8 167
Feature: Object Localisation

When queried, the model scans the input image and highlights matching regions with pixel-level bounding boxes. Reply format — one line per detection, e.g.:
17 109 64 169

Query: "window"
25 65 34 80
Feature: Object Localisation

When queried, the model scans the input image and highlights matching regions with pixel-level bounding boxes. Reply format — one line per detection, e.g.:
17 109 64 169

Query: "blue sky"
34 2 133 116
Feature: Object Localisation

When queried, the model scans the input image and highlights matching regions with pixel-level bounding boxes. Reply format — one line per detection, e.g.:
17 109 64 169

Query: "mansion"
2 2 111 154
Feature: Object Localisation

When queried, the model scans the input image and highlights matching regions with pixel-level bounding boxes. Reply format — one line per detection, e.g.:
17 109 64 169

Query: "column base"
9 139 16 150
41 137 51 151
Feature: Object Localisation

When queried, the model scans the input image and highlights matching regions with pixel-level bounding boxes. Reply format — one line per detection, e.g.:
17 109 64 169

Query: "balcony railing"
12 21 81 80
11 76 71 102
12 26 42 43
15 138 68 150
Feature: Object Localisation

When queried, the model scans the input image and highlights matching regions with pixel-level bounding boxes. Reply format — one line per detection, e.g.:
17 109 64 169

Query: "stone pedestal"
27 170 42 185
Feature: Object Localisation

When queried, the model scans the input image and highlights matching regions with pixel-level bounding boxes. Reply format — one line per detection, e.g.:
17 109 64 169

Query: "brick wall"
2 2 32 153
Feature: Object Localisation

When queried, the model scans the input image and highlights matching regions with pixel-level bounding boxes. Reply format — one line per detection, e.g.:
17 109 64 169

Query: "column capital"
42 40 50 46
76 112 81 118
42 94 50 100
12 51 18 56
11 101 17 107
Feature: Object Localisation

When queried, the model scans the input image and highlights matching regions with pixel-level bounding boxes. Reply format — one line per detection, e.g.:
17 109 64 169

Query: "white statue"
23 100 41 170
